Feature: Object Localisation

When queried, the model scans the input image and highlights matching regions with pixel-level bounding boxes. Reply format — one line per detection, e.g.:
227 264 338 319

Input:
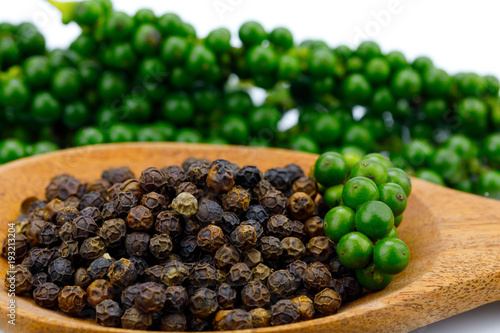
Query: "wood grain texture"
0 142 499 333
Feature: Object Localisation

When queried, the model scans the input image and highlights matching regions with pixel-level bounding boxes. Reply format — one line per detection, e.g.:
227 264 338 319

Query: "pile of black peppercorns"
4 158 363 331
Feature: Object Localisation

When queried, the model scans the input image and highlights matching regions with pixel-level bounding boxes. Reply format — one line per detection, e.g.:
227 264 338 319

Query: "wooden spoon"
0 143 499 333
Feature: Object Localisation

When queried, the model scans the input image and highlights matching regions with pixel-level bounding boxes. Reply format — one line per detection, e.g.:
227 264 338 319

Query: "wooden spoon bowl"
1 143 499 333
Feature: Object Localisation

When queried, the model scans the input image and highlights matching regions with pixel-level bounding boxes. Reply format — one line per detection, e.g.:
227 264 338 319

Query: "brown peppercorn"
182 157 209 171
44 174 69 201
86 279 115 308
139 167 167 192
164 285 189 313
56 206 79 227
33 282 59 308
126 205 154 231
287 192 315 221
242 220 264 239
32 272 49 288
235 165 263 188
43 198 64 222
162 260 189 286
267 214 292 238
79 192 106 210
37 222 57 247
24 247 51 273
189 263 218 289
108 258 138 288
172 192 198 217
267 270 298 298
304 216 325 237
2 233 29 262
155 210 182 238
271 299 300 326
196 199 223 224
230 224 257 250
287 260 308 285
121 284 142 309
85 178 111 195
187 162 211 187
161 313 187 332
120 179 144 201
206 162 235 192
259 189 287 215
88 254 114 280
162 165 187 189
197 225 225 253
259 236 283 260
59 221 73 243
222 186 251 214
140 191 167 214
291 295 315 321
216 283 237 310
58 240 79 260
80 236 106 260
252 179 275 201
113 191 139 216
144 265 164 283
72 215 98 241
48 257 74 286
149 234 173 260
26 218 45 246
244 248 263 268
64 196 81 209
250 308 271 328
307 236 333 261
135 281 166 314
241 281 271 309
121 306 152 330
74 267 92 289
252 263 273 283
189 288 218 318
58 285 87 316
281 237 306 262
57 177 82 201
314 288 342 315
214 244 240 269
227 263 253 287
176 181 200 198
6 265 33 295
304 262 332 290
217 211 240 234
290 220 307 239
20 196 40 215
96 299 123 327
292 176 318 198
215 309 253 330
99 218 126 247
102 167 134 184
125 232 150 257
106 184 121 202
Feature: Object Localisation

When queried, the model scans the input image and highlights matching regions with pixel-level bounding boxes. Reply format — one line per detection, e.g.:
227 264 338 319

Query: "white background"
1 1 500 332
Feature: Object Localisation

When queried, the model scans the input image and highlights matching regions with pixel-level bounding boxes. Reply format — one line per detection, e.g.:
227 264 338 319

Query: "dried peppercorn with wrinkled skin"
88 254 114 280
227 263 253 287
128 256 148 276
59 222 73 243
48 257 74 286
216 283 237 310
79 192 106 210
176 181 201 198
26 219 46 246
2 233 29 262
162 260 189 286
43 198 64 222
196 199 223 224
187 161 211 187
172 192 198 217
235 165 263 188
58 240 79 261
38 222 58 247
182 157 209 171
259 189 287 215
267 270 297 298
120 179 144 201
108 258 138 288
222 186 251 214
217 211 240 234
287 260 308 286
139 167 167 192
135 281 166 314
250 307 271 328
241 281 271 309
246 205 269 225
290 220 307 239
64 196 81 209
96 299 123 327
149 234 173 260
328 256 351 278
80 236 106 260
7 265 33 295
25 247 51 273
161 313 188 332
304 216 325 237
164 285 189 313
285 164 305 183
270 299 300 326
215 309 253 330
304 262 332 290
84 178 111 195
259 236 283 260
33 282 60 308
188 314 211 332
291 295 315 320
189 263 218 289
74 267 92 289
252 263 273 283
72 215 98 241
230 224 257 250
102 167 135 185
337 276 363 302
314 288 342 315
121 306 153 330
293 176 318 198
58 285 86 316
125 232 150 257
57 177 82 201
87 279 115 308
101 202 116 220
197 225 225 253
188 288 219 318
242 220 264 239
162 165 187 189
267 214 292 238
32 272 49 288
244 248 263 268
281 237 306 262
307 236 333 261
79 207 102 224
207 162 235 192
144 265 164 283
140 192 168 214
113 192 139 216
126 205 154 231
287 192 315 221
99 218 126 247
56 206 79 227
155 210 182 238
179 236 201 262
214 244 240 269
253 179 275 201
121 284 142 309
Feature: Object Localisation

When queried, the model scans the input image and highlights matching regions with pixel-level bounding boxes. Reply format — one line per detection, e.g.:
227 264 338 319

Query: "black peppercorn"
230 224 257 250
162 165 187 189
48 257 74 286
215 309 253 330
125 232 150 257
197 225 225 253
33 282 59 308
314 288 341 315
121 284 141 309
99 218 126 247
270 299 300 326
38 222 58 247
162 260 189 286
149 234 173 260
307 236 333 262
304 262 332 290
74 267 92 289
293 176 318 198
25 247 51 273
161 313 188 332
113 191 139 216
26 219 46 246
189 263 218 289
120 179 144 201
121 306 152 330
267 270 297 298
259 236 283 260
144 265 164 284
88 254 114 280
102 167 134 184
216 283 237 310
96 299 123 327
281 237 306 262
214 244 240 269
265 167 290 191
188 288 218 318
79 191 106 210
179 235 201 262
246 205 269 225
243 248 262 269
155 210 182 238
241 220 264 239
250 307 271 328
222 186 251 214
241 281 271 309
32 272 49 288
304 216 325 237
196 199 223 224
126 205 154 231
43 198 64 222
235 165 262 188
139 167 167 192
227 263 253 287
101 201 116 220
108 258 138 288
72 215 98 241
187 161 211 187
135 281 166 314
337 276 363 302
80 236 106 260
287 192 315 221
6 265 33 295
291 295 315 320
58 240 79 261
141 192 167 214
252 263 273 283
58 285 86 316
259 189 287 215
206 162 235 192
57 177 82 201
56 206 79 227
176 181 201 198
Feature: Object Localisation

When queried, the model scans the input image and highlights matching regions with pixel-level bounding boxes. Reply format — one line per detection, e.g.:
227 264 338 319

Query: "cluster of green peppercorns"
0 0 499 199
